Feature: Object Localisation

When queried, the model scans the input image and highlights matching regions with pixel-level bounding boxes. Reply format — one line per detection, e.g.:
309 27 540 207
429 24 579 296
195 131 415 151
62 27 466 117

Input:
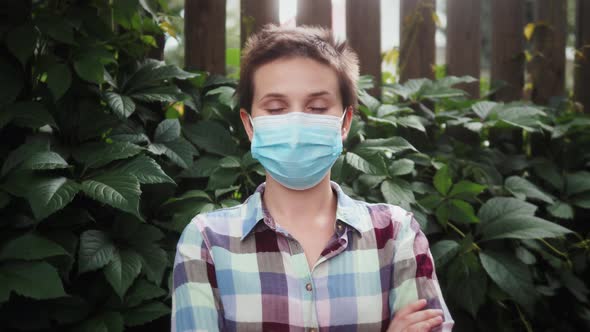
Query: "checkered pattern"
172 181 454 331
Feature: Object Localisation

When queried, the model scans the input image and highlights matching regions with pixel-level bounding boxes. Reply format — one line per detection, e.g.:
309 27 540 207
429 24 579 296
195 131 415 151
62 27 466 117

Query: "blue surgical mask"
249 111 347 190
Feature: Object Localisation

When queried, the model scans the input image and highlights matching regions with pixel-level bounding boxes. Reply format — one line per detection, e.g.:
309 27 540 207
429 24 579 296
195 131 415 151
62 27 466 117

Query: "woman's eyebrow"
257 91 332 102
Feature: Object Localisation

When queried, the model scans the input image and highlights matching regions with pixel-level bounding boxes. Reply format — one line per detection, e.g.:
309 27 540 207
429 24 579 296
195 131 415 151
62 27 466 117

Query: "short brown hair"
238 24 360 113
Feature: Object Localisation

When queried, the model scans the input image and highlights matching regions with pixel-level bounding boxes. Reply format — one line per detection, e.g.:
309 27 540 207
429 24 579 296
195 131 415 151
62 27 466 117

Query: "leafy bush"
1 1 590 331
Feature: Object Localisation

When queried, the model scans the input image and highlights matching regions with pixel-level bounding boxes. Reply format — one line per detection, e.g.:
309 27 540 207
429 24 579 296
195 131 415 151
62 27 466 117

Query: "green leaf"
130 85 182 102
74 57 105 84
150 137 196 169
22 151 68 170
6 24 37 66
396 115 426 132
27 177 79 220
449 199 479 224
533 161 563 191
219 156 241 168
9 101 56 128
505 176 555 204
104 92 136 118
123 59 197 92
207 167 240 190
123 301 169 327
565 171 590 195
125 279 166 307
154 119 180 143
546 201 574 219
0 233 68 260
447 252 487 317
163 189 211 206
78 230 116 273
477 197 572 241
0 261 66 300
358 89 381 112
389 158 415 176
81 172 142 219
478 213 572 242
183 121 238 156
571 192 590 209
74 141 143 168
47 63 72 100
117 155 175 185
448 180 486 199
381 179 415 208
434 165 452 195
354 137 417 155
480 251 537 311
471 101 497 120
477 197 537 223
104 250 142 298
135 244 168 284
431 240 460 267
346 152 382 175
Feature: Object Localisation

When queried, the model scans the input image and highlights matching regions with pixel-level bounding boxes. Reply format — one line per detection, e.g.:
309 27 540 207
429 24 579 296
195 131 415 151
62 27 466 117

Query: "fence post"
531 0 566 105
399 0 436 82
446 0 481 98
297 0 332 29
490 0 525 152
241 0 279 47
184 0 226 74
346 0 381 96
491 0 524 101
575 0 590 112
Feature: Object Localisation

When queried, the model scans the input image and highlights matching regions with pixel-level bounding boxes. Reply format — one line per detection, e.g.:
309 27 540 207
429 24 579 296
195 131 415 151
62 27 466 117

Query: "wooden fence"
184 0 590 110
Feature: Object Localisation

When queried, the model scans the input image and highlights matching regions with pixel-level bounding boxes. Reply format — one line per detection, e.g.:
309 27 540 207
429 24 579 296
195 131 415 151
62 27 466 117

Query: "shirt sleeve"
172 216 224 332
388 208 454 331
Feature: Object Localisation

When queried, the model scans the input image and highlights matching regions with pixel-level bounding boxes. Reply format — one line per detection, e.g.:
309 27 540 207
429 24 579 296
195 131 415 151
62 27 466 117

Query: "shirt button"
336 223 344 232
309 329 317 332
305 283 313 292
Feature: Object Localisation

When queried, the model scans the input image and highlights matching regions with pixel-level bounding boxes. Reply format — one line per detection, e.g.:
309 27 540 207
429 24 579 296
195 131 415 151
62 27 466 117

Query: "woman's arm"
388 209 454 331
172 217 223 332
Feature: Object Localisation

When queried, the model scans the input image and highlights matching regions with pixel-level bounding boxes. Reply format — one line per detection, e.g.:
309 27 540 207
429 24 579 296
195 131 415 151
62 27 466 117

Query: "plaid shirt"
172 181 454 331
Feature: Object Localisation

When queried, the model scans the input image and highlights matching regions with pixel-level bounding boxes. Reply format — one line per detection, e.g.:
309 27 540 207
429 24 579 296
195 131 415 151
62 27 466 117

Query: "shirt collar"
240 181 364 241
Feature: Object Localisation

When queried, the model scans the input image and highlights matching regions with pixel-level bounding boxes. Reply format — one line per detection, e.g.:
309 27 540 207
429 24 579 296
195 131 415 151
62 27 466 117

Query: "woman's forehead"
252 57 341 100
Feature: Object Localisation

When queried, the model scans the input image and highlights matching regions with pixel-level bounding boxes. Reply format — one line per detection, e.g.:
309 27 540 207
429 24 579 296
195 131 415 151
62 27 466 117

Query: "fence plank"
399 0 436 82
491 0 525 101
531 0 566 105
297 0 332 28
346 0 381 95
575 0 590 112
446 0 481 98
185 0 226 74
241 0 280 47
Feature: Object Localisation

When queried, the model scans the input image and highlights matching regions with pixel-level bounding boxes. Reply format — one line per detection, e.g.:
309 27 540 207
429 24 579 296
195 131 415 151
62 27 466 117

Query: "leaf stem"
516 304 533 332
447 221 481 251
539 238 568 259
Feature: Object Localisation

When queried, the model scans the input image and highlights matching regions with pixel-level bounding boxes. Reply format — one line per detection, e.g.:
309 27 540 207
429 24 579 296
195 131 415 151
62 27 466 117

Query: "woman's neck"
262 174 337 229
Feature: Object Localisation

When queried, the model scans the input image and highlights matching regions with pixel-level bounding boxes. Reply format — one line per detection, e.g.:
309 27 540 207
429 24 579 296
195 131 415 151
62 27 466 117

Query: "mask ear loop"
340 108 349 133
248 113 255 132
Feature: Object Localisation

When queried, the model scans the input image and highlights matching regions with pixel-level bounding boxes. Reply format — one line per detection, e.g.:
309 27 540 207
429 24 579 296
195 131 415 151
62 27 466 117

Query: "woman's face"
239 56 352 141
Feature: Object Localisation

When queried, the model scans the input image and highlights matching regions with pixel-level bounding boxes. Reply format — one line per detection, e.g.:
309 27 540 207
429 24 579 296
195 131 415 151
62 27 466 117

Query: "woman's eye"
309 107 328 112
266 108 285 113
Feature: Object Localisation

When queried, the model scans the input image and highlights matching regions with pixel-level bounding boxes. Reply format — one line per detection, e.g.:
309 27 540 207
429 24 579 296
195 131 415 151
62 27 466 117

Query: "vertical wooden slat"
491 0 525 101
574 0 590 112
399 0 436 82
531 0 566 105
184 0 226 74
446 0 481 98
241 0 279 47
297 0 332 28
346 0 381 95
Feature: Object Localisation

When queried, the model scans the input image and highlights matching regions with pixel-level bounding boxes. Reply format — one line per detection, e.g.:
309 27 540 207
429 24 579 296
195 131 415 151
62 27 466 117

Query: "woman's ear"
239 108 254 142
341 106 353 140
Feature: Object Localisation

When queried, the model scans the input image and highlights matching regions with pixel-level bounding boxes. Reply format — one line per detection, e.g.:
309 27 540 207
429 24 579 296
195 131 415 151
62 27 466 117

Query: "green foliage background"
1 1 589 331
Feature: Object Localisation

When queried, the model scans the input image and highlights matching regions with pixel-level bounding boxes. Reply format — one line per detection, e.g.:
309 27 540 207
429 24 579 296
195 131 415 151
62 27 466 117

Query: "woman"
172 24 454 332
